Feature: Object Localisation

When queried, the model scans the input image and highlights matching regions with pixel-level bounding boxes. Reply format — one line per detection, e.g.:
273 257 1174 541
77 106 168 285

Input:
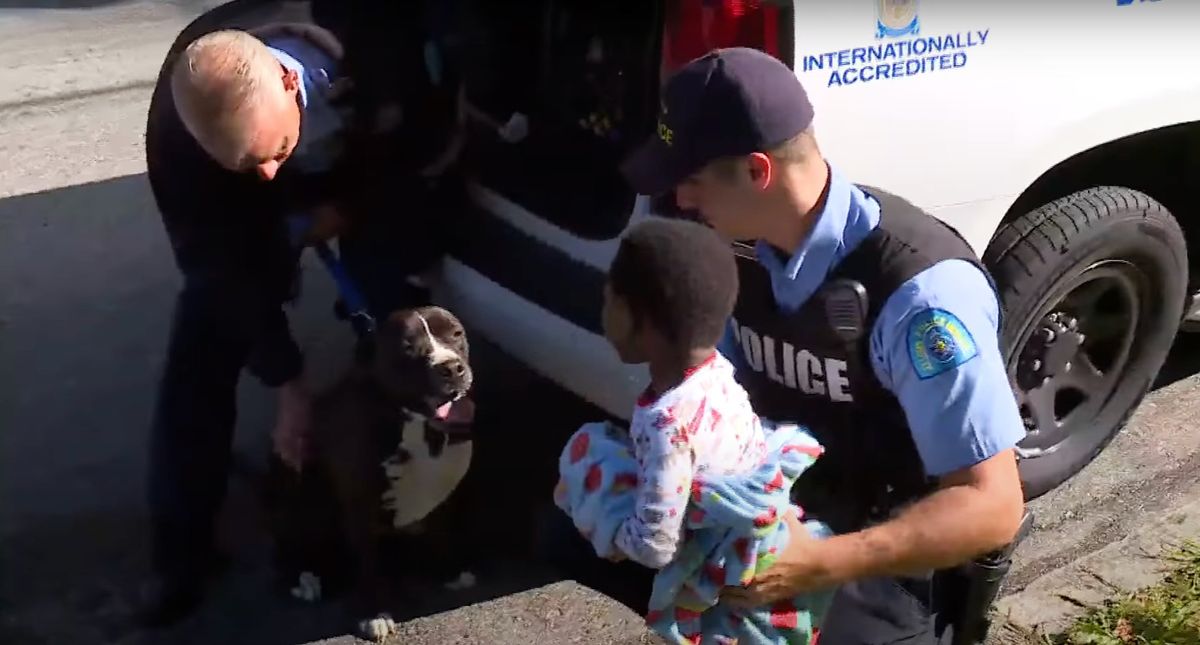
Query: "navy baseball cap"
621 47 814 197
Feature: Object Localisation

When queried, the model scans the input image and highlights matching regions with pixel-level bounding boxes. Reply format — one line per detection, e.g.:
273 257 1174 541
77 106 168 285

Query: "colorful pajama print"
555 420 835 645
618 353 769 570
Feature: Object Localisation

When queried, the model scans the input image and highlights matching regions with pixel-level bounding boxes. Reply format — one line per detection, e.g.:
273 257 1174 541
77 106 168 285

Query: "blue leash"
313 241 377 338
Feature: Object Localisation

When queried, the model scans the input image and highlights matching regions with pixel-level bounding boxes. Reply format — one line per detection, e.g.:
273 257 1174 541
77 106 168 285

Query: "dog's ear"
374 313 413 349
415 307 467 342
373 312 427 363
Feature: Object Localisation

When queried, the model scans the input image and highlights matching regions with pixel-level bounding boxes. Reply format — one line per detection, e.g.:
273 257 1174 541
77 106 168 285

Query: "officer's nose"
256 160 280 181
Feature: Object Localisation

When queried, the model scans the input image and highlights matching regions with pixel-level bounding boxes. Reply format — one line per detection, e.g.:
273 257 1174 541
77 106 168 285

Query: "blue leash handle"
313 241 377 336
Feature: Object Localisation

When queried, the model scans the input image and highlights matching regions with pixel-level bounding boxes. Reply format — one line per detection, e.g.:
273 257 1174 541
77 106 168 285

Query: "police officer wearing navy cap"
618 47 1031 644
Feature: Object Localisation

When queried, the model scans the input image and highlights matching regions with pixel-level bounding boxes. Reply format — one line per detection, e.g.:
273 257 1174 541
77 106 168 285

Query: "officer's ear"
746 152 773 191
281 67 301 97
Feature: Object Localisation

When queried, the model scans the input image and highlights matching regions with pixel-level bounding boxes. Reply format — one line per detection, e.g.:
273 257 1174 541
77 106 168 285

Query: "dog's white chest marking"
380 416 471 530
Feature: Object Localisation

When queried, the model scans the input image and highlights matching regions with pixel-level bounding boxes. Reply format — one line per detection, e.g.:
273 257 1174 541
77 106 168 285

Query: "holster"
950 508 1035 645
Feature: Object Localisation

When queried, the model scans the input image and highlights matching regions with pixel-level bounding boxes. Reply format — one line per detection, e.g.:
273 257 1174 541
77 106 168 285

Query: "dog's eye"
453 329 464 339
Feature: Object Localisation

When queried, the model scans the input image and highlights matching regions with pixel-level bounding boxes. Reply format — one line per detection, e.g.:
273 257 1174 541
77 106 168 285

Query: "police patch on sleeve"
907 308 979 380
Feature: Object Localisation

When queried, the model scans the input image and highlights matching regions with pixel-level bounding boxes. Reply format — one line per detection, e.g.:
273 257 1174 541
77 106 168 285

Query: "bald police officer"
620 47 1028 644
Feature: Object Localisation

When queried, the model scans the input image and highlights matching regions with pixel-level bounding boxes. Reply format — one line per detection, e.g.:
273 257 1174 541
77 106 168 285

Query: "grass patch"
1051 541 1200 645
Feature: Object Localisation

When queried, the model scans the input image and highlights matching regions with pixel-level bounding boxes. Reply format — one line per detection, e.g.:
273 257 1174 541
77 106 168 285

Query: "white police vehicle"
434 0 1200 499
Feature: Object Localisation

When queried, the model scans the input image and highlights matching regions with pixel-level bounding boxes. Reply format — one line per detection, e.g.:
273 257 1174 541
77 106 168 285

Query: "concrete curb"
375 581 656 645
302 485 1200 645
987 496 1200 643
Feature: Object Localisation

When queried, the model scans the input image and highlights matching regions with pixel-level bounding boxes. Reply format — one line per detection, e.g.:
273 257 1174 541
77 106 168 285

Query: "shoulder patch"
906 308 979 380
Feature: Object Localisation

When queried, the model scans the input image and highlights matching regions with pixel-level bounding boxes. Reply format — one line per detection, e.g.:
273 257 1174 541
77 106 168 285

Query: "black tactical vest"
730 186 995 534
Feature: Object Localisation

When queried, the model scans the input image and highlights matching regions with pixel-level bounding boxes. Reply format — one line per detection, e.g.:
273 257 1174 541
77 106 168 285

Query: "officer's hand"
721 508 835 608
273 378 312 472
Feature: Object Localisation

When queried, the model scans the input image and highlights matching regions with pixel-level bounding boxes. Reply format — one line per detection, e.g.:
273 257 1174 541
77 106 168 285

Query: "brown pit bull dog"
264 306 477 641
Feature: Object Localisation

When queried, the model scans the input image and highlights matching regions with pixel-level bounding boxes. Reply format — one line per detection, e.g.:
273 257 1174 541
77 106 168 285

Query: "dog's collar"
424 415 475 441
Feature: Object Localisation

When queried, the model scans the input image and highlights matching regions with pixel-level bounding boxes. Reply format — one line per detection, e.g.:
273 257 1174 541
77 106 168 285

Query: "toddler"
554 218 833 645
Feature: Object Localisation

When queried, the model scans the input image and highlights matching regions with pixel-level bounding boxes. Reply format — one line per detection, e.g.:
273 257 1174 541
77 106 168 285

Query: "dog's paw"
358 612 398 642
443 570 476 592
289 571 322 603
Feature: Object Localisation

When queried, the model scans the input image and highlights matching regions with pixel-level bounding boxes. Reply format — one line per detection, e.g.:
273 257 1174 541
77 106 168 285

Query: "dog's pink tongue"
443 398 475 424
435 402 453 420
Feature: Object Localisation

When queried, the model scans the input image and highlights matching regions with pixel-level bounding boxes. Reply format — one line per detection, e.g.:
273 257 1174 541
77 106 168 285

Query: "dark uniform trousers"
539 187 989 645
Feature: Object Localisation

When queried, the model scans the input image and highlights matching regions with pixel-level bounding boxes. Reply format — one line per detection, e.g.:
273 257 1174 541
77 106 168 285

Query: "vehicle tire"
983 186 1188 500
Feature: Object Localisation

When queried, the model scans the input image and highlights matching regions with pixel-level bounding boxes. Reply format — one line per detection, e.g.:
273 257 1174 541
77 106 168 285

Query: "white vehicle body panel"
434 0 1200 419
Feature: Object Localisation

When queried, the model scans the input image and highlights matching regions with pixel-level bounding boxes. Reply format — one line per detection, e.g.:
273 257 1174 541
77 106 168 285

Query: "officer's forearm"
819 488 1012 582
814 452 1025 582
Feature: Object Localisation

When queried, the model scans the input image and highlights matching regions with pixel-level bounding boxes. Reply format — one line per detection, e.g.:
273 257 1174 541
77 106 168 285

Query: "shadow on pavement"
0 4 592 644
1153 331 1200 390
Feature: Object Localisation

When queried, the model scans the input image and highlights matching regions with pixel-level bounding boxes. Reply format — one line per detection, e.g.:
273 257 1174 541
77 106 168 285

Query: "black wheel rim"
1010 260 1143 459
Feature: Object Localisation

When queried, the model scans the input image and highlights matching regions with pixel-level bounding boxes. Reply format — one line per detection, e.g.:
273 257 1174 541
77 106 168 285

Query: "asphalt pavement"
2 2 1200 644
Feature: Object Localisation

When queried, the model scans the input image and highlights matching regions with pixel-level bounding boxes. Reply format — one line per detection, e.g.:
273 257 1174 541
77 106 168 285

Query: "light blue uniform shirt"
265 36 346 247
718 166 1026 477
267 35 345 175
